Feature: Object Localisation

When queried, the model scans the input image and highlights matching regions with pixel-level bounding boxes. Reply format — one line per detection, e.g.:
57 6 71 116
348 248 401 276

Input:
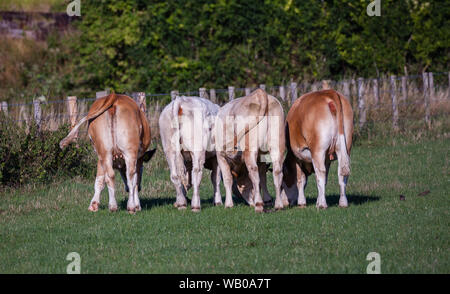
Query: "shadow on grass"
305 194 380 207
119 194 379 211
119 196 232 211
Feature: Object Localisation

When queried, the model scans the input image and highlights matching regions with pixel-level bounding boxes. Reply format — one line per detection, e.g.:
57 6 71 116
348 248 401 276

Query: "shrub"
0 114 96 187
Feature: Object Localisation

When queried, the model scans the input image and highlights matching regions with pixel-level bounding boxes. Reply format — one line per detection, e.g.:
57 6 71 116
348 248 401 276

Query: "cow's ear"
143 148 156 162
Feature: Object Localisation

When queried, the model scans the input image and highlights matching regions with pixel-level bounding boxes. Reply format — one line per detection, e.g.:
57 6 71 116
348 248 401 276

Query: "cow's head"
281 152 314 206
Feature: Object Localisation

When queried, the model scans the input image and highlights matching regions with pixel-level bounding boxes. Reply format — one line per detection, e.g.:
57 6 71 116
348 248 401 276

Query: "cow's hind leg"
296 163 308 208
125 155 139 213
166 153 188 210
211 159 223 206
102 156 117 212
89 160 105 212
312 150 328 209
244 151 264 213
271 154 285 210
338 174 349 208
217 153 234 208
190 152 205 212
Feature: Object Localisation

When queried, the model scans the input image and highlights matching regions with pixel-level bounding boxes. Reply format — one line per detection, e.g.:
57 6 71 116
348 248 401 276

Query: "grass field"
0 138 449 274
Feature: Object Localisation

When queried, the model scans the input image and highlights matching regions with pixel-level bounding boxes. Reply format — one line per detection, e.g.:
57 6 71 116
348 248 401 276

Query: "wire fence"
1 71 449 134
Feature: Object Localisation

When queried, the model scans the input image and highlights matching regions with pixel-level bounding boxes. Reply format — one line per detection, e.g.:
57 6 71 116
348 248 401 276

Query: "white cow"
159 96 222 212
213 89 287 212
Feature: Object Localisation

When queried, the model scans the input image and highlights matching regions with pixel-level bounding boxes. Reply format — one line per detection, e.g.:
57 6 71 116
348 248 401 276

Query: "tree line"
65 0 450 95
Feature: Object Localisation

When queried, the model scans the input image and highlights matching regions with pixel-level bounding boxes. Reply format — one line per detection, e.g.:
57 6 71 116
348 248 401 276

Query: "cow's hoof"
255 203 264 213
127 207 136 214
88 201 99 212
177 205 187 210
225 201 234 208
214 202 223 206
109 205 118 212
135 205 141 212
316 204 328 210
191 207 201 213
298 204 307 209
339 198 349 208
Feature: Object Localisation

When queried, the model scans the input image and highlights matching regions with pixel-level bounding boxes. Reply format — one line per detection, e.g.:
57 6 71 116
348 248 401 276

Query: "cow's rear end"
60 94 155 213
283 89 353 208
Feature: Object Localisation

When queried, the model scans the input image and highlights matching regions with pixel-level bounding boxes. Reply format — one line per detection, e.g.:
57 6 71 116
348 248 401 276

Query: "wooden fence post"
372 79 379 106
170 90 179 101
448 71 450 96
67 96 78 129
357 77 366 129
390 75 399 131
245 87 251 96
423 72 431 129
401 76 407 102
279 86 286 101
343 81 351 101
137 92 146 113
322 80 331 90
228 86 235 101
209 89 216 103
290 82 298 104
428 72 434 101
1 101 7 115
96 89 110 99
199 87 207 99
33 99 42 130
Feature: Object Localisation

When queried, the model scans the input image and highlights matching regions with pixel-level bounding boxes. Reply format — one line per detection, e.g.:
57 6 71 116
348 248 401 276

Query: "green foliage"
71 0 449 95
0 114 96 186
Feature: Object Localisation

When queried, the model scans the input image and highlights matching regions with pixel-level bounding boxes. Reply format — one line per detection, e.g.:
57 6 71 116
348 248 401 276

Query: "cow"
159 96 222 212
281 89 353 209
59 93 156 213
213 89 287 212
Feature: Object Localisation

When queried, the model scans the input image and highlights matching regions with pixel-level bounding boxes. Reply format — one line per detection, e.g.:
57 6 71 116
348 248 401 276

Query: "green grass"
0 138 449 273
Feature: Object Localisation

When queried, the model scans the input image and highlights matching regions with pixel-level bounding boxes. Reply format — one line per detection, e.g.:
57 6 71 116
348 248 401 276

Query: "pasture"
0 137 448 274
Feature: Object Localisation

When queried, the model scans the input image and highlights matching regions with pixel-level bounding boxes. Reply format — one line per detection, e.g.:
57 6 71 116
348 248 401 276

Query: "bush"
0 114 96 187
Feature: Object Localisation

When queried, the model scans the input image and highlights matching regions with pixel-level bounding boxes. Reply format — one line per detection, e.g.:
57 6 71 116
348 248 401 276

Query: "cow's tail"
172 97 188 188
59 93 117 149
233 89 269 146
329 92 351 176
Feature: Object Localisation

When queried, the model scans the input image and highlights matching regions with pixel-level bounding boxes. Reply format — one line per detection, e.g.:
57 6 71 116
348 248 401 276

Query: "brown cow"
60 93 156 213
282 89 353 209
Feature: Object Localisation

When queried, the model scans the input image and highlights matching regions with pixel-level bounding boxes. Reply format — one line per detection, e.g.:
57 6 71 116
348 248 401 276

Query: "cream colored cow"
159 96 222 212
213 89 287 212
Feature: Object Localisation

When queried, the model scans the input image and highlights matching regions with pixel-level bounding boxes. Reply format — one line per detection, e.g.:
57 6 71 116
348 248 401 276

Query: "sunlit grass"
0 138 449 273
